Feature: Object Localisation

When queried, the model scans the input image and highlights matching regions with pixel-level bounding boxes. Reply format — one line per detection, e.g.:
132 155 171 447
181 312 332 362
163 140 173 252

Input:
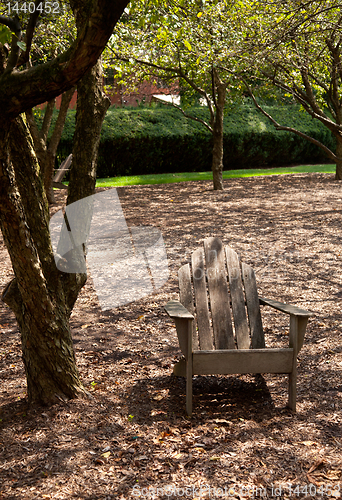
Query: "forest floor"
0 172 342 500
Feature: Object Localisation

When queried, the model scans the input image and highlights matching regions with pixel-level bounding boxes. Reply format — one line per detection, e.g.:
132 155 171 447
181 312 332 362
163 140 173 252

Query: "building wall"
42 78 178 109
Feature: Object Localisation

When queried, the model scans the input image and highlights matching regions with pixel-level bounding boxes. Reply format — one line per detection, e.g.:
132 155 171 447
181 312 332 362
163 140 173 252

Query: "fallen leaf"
119 469 133 475
308 458 325 473
102 451 111 458
306 473 321 486
159 430 172 440
151 410 167 416
324 470 342 480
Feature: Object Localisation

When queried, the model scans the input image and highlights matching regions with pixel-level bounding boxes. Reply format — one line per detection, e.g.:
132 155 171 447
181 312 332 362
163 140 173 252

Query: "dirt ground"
0 172 342 500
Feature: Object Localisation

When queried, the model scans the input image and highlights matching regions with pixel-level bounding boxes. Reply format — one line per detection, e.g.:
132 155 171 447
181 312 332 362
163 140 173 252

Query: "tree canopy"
111 0 342 179
233 0 342 178
109 0 246 189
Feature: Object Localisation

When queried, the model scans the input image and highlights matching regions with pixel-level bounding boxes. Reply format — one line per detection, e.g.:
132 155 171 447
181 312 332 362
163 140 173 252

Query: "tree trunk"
211 70 226 191
335 138 342 180
3 279 87 404
68 58 110 205
0 52 110 409
0 0 129 407
0 116 88 405
212 127 224 190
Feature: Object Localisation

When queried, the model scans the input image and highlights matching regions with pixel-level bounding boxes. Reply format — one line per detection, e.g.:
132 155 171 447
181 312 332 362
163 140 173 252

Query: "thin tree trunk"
212 127 224 190
211 71 226 191
45 87 75 203
68 58 110 204
335 138 342 180
26 88 75 204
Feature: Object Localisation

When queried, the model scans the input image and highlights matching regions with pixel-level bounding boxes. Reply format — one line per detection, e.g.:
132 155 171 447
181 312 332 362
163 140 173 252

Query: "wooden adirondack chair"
165 237 313 416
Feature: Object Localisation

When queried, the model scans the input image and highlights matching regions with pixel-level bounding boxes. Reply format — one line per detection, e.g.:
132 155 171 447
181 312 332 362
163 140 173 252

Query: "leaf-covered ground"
0 173 341 499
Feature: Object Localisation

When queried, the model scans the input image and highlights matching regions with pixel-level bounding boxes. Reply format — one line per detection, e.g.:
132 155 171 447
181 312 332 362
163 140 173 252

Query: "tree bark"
335 137 342 180
68 59 110 205
0 116 87 404
211 70 227 191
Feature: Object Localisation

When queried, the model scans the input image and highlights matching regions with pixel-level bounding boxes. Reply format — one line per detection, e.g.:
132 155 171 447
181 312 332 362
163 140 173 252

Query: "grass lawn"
95 164 335 187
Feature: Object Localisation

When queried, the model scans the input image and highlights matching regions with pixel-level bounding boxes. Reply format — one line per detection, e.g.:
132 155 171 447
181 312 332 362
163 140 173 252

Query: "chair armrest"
259 297 313 353
165 300 193 358
165 300 194 320
259 297 314 317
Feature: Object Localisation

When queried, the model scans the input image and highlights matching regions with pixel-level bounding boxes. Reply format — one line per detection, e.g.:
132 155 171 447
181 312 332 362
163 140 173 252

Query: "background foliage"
34 103 335 178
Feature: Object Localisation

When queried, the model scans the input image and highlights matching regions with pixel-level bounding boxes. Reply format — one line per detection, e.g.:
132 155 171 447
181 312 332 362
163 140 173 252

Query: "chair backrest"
178 237 265 351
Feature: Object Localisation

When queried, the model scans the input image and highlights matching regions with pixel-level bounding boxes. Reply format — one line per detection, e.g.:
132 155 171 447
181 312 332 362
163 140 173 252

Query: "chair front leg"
288 315 299 411
186 354 193 416
185 318 193 416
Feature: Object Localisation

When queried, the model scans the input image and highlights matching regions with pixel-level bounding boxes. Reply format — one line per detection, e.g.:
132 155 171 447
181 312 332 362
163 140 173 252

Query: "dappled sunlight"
1 172 341 498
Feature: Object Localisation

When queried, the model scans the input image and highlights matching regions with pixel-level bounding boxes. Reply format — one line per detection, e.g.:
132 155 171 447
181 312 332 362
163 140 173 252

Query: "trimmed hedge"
53 103 335 177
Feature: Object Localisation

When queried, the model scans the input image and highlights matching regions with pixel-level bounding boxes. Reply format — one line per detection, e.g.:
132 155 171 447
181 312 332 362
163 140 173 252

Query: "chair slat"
178 264 198 350
204 237 235 349
225 246 251 349
241 262 265 348
192 349 293 375
191 248 214 350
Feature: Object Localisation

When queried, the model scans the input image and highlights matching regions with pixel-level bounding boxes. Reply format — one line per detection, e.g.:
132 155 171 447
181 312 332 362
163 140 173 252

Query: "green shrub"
54 103 335 177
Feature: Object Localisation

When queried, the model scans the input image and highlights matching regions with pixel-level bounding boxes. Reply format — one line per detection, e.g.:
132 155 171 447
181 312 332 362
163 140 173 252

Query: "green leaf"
17 41 26 51
184 40 192 51
0 25 11 45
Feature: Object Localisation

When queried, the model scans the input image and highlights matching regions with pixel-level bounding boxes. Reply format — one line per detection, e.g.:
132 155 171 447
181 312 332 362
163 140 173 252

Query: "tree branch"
152 96 213 133
41 98 56 143
241 77 338 162
0 15 20 32
48 87 75 156
0 0 129 117
0 14 21 74
259 68 342 134
17 1 41 67
114 50 217 127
